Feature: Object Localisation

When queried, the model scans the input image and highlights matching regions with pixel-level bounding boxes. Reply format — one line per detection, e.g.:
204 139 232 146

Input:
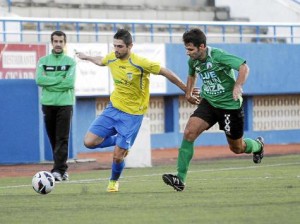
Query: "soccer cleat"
253 136 265 164
107 180 119 192
62 172 69 181
52 171 62 181
162 174 185 191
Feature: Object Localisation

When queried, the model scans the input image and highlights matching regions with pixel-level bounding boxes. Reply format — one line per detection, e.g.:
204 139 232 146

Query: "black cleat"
253 136 264 164
162 174 185 191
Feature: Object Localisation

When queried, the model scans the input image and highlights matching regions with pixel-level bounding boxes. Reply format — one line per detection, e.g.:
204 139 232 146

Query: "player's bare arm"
76 52 104 66
233 63 249 101
159 67 186 92
185 75 201 105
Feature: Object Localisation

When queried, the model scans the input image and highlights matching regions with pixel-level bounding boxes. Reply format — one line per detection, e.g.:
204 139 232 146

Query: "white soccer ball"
32 171 55 195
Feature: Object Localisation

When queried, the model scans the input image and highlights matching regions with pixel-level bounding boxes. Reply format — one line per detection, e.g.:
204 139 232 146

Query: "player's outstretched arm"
159 67 186 92
76 51 104 66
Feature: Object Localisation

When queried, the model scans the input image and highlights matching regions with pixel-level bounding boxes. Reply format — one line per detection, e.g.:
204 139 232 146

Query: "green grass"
0 155 299 224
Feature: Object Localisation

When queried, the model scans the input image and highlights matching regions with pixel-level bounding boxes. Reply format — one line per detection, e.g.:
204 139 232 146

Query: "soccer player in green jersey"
76 29 188 192
162 28 264 191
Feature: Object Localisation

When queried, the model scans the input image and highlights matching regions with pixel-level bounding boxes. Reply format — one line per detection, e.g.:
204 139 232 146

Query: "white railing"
1 17 300 44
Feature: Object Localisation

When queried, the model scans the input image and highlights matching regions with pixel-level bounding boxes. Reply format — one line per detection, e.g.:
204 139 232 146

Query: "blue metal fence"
1 17 300 44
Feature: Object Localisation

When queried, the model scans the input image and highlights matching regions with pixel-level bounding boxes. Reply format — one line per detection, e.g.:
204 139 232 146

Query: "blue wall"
0 80 41 164
0 80 77 164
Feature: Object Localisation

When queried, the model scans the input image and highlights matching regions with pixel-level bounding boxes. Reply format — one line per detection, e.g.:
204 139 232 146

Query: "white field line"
0 162 299 190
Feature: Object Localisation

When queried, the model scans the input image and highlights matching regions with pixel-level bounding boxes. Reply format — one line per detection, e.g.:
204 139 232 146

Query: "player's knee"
84 135 105 149
113 150 128 163
84 139 97 149
183 128 197 141
124 150 129 158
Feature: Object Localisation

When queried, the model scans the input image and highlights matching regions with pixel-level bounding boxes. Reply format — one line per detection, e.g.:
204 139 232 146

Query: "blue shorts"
88 103 144 150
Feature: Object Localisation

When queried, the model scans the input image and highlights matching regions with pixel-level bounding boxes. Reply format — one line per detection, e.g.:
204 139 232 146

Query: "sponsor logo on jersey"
43 65 70 71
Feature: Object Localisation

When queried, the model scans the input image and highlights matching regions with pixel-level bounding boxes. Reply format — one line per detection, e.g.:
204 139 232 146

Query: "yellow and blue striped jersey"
102 52 161 115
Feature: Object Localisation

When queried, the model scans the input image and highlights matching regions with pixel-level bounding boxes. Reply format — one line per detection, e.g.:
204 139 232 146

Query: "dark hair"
51 31 67 42
182 28 206 47
114 29 132 46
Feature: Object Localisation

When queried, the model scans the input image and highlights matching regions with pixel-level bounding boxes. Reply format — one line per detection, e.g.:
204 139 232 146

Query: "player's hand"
186 95 201 105
233 84 243 101
192 87 201 100
75 51 88 60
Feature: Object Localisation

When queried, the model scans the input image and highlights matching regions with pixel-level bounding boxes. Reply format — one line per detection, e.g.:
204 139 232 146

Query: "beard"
54 47 63 53
115 51 128 59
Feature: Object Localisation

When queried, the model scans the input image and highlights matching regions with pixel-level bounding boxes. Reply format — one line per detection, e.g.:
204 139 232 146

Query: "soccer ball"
32 171 55 195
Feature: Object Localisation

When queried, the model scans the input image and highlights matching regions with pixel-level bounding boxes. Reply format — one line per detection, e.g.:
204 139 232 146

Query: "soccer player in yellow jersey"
76 29 195 192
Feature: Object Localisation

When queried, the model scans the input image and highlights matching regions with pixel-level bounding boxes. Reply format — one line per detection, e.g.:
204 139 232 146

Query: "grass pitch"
0 154 299 224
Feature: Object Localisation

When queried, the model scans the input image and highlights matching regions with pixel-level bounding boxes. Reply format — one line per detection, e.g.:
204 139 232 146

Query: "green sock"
244 138 262 154
177 139 194 183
